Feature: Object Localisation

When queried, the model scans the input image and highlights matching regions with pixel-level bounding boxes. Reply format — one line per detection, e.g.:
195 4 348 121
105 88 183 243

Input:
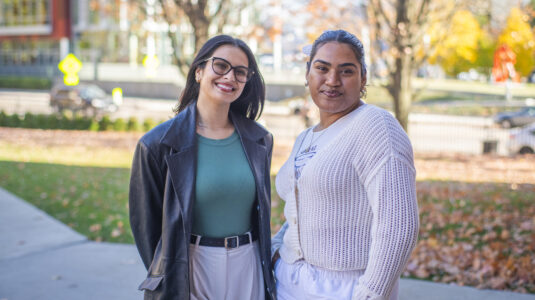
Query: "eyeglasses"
202 56 254 83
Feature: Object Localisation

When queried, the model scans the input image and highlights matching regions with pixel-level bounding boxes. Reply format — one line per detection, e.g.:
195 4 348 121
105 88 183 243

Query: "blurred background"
0 0 534 295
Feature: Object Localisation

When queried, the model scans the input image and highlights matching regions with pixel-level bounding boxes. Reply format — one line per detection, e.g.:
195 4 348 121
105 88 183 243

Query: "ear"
361 72 367 87
195 67 204 82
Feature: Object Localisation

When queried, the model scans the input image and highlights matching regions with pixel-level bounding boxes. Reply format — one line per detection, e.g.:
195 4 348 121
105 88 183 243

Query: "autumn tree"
428 10 484 76
368 0 458 131
474 32 496 77
498 7 535 77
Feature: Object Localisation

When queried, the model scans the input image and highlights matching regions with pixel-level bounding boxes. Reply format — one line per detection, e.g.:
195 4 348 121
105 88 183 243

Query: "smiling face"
196 45 249 107
306 42 366 125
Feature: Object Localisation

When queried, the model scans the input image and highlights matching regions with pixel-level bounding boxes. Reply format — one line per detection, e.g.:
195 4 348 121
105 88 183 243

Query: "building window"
0 0 50 27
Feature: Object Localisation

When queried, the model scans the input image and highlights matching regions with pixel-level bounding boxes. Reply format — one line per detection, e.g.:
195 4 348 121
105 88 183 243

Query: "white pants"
188 240 265 300
275 259 399 300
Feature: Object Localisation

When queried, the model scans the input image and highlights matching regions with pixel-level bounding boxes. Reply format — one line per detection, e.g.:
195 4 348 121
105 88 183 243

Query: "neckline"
197 131 238 145
294 103 369 180
315 101 367 132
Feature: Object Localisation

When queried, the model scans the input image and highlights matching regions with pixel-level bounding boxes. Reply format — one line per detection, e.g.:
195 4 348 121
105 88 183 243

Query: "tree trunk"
193 19 209 54
391 54 412 132
390 0 412 132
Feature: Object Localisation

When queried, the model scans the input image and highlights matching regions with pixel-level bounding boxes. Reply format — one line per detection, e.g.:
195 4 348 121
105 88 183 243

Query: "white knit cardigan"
272 104 419 300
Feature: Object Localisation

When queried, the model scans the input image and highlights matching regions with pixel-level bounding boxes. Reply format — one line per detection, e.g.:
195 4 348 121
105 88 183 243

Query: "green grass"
0 160 133 243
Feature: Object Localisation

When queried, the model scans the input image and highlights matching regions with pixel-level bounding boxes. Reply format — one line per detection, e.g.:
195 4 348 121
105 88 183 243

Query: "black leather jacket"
129 103 276 300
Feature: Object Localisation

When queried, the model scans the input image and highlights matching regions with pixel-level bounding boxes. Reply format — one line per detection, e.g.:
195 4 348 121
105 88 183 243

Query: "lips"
215 82 236 93
322 90 342 97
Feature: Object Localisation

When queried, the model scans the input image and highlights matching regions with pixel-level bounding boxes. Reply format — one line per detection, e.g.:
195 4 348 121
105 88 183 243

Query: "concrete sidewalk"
0 187 533 300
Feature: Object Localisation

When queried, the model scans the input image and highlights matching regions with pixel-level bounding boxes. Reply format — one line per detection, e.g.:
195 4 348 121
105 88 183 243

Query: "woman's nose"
223 68 237 82
325 71 341 86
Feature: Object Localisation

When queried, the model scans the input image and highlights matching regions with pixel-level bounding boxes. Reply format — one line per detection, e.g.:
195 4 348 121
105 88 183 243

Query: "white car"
508 123 535 155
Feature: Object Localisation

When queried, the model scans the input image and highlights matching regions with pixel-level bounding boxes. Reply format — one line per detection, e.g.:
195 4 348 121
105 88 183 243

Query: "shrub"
143 118 157 132
35 114 51 129
89 120 100 131
99 115 113 131
0 111 163 132
46 114 60 129
0 76 52 90
58 112 74 130
127 117 143 132
0 111 8 127
113 118 127 131
23 112 35 129
6 114 21 127
73 115 92 130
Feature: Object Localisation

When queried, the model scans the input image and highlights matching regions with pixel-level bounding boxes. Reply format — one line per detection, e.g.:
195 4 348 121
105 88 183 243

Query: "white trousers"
275 259 399 300
188 240 265 300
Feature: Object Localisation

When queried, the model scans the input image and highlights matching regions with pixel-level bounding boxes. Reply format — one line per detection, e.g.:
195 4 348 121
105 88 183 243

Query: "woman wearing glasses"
129 35 275 300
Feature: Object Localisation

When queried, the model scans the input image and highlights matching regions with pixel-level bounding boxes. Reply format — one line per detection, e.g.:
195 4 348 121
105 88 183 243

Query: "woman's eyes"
314 65 356 75
214 62 229 70
235 69 247 76
341 69 355 75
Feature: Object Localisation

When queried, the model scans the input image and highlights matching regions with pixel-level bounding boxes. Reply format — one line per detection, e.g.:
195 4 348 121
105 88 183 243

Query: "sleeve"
129 141 165 270
271 221 288 258
352 156 419 300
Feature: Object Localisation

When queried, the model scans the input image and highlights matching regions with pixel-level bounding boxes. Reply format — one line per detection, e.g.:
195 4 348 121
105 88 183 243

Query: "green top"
192 131 257 238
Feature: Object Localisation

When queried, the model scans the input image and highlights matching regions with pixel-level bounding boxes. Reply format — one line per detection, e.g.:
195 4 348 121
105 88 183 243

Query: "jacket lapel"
231 112 269 207
160 104 197 234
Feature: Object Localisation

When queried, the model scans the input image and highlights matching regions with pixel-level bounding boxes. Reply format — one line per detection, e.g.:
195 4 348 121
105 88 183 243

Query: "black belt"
190 231 258 249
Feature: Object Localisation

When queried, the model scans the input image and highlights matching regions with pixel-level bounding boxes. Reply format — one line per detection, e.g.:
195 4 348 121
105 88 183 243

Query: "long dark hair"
174 35 265 120
306 30 367 78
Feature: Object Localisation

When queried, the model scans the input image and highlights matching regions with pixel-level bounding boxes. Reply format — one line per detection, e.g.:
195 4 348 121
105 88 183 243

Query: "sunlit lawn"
367 78 535 104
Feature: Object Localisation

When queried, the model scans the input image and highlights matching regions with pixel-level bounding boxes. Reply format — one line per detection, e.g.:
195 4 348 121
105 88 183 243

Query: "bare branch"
211 0 231 19
157 0 191 76
414 0 431 27
372 0 395 31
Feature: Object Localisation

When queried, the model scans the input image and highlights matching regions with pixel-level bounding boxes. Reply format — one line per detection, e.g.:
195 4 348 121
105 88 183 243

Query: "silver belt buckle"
224 235 239 249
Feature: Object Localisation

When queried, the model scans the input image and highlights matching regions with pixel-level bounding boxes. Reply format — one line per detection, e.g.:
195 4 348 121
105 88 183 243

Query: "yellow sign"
142 55 159 69
112 87 123 105
58 54 83 86
143 55 160 78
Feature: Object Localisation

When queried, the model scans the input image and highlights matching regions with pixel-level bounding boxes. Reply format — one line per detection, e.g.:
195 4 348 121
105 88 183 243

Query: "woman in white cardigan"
271 29 420 300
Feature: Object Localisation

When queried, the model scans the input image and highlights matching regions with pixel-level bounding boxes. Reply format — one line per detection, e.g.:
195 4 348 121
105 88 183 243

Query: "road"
0 89 511 156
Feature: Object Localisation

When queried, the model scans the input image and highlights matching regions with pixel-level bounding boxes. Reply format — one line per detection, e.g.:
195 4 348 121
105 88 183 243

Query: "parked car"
528 70 535 83
493 107 535 128
50 84 119 115
508 123 535 154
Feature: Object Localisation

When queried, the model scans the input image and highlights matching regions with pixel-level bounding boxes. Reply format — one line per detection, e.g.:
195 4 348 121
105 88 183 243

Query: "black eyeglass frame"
202 56 255 83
